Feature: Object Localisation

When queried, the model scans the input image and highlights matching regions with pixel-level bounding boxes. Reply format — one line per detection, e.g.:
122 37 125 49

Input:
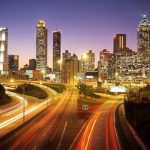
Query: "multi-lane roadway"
0 86 143 150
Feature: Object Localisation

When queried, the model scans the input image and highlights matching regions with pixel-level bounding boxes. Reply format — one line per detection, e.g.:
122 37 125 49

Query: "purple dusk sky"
0 0 150 68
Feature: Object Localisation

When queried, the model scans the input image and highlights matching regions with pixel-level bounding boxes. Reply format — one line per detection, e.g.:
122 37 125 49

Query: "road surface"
0 88 141 150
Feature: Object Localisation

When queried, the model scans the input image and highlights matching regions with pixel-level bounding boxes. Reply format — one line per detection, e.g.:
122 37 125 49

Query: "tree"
0 84 5 98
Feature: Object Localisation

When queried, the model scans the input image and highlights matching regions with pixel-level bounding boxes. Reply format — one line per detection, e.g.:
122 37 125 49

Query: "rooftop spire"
139 14 150 27
37 19 46 27
143 14 146 19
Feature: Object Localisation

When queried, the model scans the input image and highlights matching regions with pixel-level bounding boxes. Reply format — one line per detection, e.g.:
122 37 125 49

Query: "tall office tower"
137 15 150 77
79 54 89 73
98 49 115 80
62 50 71 61
113 34 126 53
53 31 61 72
29 59 36 70
8 55 19 71
87 50 95 71
0 28 8 75
62 54 78 85
79 50 95 73
115 49 142 79
137 15 150 52
36 20 47 71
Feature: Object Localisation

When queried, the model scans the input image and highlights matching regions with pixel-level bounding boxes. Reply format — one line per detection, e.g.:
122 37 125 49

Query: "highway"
75 99 121 150
0 84 57 137
0 87 140 150
0 87 89 150
0 91 28 116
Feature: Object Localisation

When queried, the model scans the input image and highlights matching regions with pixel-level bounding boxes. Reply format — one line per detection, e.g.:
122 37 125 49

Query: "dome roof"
109 86 127 93
37 19 46 27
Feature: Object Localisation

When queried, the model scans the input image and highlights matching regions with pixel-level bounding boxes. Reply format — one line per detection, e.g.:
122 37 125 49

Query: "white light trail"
0 91 28 115
0 99 52 129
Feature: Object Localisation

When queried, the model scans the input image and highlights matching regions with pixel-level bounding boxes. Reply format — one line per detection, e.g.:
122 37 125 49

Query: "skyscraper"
36 20 47 71
53 31 61 72
113 34 126 53
137 15 150 52
98 49 115 80
0 28 8 75
61 54 78 85
29 59 36 70
62 50 71 61
8 55 19 71
137 15 150 76
79 50 95 73
87 50 95 71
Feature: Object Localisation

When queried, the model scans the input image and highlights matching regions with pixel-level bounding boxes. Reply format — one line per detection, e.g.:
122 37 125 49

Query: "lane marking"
56 121 68 150
113 104 121 150
69 122 87 150
85 119 97 150
105 111 110 150
33 145 37 150
109 105 119 150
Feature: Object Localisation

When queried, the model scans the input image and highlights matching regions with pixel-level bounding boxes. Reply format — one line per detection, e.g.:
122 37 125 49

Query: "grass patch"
78 96 104 106
0 94 12 105
43 83 66 93
10 84 48 99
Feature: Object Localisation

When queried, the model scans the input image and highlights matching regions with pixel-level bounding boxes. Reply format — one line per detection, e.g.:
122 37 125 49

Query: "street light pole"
41 70 46 81
22 83 29 123
23 86 25 123
47 86 49 107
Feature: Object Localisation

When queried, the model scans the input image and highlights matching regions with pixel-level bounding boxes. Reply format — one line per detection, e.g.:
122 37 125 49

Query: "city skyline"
0 0 150 67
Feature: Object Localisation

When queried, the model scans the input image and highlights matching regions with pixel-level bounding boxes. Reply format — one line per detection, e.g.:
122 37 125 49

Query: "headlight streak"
0 99 51 129
0 91 28 116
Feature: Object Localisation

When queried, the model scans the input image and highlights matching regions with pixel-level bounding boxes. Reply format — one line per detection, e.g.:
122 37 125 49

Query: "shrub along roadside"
0 84 11 105
77 83 100 99
43 83 66 93
10 84 48 99
124 100 150 149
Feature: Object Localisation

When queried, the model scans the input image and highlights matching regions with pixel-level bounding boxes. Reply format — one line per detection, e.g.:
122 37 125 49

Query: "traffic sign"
82 105 89 110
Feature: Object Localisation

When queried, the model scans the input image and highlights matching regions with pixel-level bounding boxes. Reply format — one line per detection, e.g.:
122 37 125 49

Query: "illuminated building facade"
79 50 95 73
0 28 8 75
53 31 61 72
87 50 95 71
98 49 115 80
137 15 150 76
62 50 71 61
115 48 149 79
62 54 78 85
29 59 36 70
113 34 126 53
36 20 47 71
137 15 150 52
8 55 19 71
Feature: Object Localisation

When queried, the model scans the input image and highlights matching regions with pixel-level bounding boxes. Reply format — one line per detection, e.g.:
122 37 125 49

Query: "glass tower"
53 31 61 72
0 28 8 75
137 15 150 52
113 34 126 53
36 20 47 71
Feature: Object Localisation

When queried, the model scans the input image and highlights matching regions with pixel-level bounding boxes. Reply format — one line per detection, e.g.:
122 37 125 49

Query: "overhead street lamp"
41 70 46 80
22 83 28 123
40 81 49 107
10 79 14 83
58 59 62 71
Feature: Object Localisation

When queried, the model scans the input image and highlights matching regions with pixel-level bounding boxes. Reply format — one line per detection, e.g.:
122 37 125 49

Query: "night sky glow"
0 0 150 68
